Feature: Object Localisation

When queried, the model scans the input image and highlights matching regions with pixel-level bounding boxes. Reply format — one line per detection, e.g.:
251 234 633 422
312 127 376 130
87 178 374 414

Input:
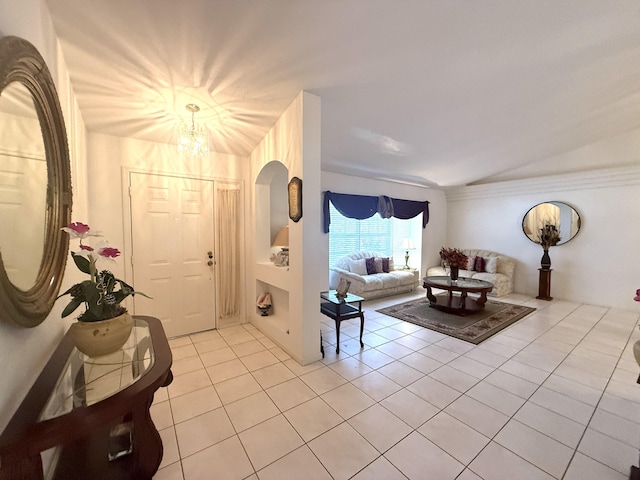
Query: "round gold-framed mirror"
0 36 72 327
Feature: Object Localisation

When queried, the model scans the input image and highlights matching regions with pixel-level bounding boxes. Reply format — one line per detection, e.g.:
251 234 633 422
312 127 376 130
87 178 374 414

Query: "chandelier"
177 103 209 158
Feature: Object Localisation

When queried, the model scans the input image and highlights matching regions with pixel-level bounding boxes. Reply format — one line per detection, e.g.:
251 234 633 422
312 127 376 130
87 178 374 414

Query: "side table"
320 290 365 354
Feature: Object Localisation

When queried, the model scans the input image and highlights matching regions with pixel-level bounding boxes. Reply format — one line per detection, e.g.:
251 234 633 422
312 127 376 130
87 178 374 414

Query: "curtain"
323 191 429 233
216 188 240 319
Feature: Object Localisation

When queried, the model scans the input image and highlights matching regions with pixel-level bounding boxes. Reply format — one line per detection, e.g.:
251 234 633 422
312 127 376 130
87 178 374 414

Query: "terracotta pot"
69 313 134 357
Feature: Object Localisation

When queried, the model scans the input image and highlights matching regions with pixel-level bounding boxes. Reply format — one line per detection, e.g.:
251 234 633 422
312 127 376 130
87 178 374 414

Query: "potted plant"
58 222 149 356
439 247 468 281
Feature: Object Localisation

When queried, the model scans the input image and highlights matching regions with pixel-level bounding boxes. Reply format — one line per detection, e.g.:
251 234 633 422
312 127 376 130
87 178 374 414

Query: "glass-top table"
423 276 494 315
0 316 172 480
40 318 155 421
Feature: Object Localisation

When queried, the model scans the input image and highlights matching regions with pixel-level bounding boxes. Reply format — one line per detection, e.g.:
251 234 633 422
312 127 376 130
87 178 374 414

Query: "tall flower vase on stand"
540 249 551 270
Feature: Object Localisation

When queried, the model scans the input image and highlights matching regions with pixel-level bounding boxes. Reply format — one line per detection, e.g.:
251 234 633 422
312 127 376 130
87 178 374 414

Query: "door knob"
207 260 214 266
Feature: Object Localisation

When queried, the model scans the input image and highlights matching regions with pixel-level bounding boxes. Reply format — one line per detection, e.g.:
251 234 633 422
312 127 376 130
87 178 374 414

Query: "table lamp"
400 237 415 269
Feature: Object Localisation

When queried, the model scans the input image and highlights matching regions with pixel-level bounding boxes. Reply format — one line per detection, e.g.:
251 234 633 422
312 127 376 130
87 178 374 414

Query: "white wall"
321 172 448 277
0 0 88 430
248 91 323 364
86 132 247 274
446 166 640 309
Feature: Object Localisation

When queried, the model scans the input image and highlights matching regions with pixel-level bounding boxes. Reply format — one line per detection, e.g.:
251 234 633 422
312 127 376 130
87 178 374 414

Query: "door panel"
130 172 215 338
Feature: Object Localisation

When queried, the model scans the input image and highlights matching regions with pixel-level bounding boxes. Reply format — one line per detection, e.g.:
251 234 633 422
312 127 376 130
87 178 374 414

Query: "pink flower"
61 222 101 239
79 244 94 252
635 289 640 302
99 247 120 259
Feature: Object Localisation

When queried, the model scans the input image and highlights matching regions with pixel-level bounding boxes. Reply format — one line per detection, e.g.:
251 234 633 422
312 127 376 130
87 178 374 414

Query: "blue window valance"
323 191 429 233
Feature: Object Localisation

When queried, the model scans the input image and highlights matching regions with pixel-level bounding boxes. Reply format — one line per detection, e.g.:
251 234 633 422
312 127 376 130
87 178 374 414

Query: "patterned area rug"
376 296 536 344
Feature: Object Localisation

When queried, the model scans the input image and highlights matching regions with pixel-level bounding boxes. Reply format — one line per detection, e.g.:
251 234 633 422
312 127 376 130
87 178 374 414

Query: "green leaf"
61 298 83 318
71 252 91 275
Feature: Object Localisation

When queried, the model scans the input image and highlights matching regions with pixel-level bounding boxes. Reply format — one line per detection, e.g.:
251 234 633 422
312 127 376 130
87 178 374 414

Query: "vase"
540 249 551 270
449 266 459 281
69 312 134 357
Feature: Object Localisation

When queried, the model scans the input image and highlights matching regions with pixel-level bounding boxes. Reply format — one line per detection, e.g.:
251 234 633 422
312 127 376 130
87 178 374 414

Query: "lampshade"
272 226 289 248
400 237 415 250
177 103 209 158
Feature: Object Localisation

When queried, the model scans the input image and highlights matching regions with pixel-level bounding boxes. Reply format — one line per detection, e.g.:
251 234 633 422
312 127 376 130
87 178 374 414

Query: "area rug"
376 296 536 344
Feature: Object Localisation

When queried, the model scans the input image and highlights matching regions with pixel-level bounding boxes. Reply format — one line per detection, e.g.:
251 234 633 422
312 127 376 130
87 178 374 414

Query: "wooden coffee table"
423 276 494 315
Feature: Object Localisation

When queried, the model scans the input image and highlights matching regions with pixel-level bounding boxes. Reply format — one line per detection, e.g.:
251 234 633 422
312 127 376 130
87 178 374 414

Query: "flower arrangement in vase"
58 222 149 356
537 223 561 270
439 247 468 281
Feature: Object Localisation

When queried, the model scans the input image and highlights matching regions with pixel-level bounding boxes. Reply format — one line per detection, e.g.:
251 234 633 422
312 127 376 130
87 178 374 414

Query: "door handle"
207 260 214 266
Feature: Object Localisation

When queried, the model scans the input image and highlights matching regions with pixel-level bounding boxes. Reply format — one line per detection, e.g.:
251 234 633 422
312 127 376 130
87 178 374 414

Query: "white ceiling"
45 0 640 187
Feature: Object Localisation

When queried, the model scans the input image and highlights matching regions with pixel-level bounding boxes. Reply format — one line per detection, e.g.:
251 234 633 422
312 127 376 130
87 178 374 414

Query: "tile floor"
151 291 640 480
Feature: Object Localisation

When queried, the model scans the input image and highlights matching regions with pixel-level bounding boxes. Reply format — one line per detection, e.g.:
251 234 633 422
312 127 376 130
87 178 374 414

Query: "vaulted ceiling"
46 0 640 187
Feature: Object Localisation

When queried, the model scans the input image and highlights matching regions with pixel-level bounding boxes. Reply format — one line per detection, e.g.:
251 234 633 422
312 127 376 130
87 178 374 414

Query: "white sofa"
329 251 419 300
425 248 515 297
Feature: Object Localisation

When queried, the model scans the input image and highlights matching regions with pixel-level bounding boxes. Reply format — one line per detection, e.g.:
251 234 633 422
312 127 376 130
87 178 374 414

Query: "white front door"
129 172 216 338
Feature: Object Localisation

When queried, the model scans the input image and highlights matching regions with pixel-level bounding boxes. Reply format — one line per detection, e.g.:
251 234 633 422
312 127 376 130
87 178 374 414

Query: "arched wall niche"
255 160 288 262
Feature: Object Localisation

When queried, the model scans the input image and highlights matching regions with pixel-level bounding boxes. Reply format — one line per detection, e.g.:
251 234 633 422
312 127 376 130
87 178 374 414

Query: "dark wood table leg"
425 285 436 303
334 318 341 354
476 290 488 308
359 312 365 349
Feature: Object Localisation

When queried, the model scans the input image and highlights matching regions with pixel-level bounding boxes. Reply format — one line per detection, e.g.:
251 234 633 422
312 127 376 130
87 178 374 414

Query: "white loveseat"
425 248 515 297
329 251 419 300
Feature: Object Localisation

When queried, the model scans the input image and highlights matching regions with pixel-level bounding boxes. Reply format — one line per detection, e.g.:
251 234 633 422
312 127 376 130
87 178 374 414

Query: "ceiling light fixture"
177 103 209 158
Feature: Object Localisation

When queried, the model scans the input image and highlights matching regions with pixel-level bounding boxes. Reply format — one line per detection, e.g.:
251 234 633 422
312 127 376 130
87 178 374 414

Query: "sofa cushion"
365 257 377 274
382 257 390 272
349 258 368 275
484 256 497 274
374 257 384 273
466 256 476 271
474 256 485 272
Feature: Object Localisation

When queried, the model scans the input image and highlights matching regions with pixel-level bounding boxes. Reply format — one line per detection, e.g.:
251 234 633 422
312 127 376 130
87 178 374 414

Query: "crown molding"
445 165 640 202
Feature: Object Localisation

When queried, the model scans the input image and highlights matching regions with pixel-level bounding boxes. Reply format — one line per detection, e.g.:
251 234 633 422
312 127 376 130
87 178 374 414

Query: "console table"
320 290 365 354
0 316 173 480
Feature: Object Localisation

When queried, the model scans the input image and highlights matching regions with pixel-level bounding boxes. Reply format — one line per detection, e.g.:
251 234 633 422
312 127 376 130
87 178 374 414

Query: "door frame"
121 166 245 329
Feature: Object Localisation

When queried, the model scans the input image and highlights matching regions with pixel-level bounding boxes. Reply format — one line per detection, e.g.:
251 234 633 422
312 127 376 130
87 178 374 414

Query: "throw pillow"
349 258 368 276
465 256 476 271
484 256 497 274
374 257 384 273
389 258 395 271
474 256 486 273
382 257 390 273
365 257 377 275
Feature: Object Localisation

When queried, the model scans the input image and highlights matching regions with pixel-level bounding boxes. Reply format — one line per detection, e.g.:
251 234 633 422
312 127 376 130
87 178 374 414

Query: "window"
328 203 422 268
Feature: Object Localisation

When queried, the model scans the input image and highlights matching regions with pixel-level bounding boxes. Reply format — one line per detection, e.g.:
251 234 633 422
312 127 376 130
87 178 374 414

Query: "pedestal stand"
536 268 553 301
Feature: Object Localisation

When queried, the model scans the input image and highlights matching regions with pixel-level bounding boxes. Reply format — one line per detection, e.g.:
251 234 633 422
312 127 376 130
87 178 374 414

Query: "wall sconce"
271 226 289 267
400 237 415 269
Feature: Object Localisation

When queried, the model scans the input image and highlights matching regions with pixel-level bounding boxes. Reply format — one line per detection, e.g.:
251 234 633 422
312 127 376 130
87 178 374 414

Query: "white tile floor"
151 291 640 480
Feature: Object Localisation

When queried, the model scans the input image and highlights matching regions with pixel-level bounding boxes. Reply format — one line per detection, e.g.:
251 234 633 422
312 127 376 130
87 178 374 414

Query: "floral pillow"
474 256 486 273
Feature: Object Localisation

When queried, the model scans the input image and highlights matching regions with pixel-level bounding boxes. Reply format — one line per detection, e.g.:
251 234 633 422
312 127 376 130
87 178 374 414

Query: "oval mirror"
522 201 581 246
0 36 72 327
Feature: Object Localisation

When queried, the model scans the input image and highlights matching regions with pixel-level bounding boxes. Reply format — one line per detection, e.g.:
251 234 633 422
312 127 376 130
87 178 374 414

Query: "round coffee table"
422 276 494 315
